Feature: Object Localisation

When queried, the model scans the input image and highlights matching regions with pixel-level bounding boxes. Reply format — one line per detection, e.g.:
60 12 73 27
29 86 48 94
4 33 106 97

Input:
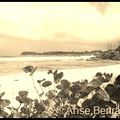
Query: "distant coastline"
20 50 103 56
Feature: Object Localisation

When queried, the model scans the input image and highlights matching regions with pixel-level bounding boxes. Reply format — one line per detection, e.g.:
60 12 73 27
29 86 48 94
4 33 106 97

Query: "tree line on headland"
20 45 120 60
20 50 102 56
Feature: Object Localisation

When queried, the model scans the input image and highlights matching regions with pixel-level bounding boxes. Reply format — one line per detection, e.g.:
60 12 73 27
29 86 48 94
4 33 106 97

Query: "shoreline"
0 59 119 76
0 63 120 109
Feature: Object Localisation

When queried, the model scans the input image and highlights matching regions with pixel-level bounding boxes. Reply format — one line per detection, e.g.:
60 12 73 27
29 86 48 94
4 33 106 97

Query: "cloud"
0 2 120 55
0 32 117 56
89 2 109 14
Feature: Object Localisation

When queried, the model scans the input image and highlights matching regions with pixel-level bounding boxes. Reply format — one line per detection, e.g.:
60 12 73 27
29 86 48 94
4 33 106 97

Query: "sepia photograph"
0 2 120 118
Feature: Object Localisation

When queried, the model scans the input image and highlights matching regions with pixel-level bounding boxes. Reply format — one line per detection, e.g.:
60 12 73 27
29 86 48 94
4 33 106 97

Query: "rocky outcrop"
99 46 120 60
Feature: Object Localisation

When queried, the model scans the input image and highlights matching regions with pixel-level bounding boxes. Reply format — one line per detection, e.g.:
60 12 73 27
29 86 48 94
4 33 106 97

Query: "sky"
0 2 120 56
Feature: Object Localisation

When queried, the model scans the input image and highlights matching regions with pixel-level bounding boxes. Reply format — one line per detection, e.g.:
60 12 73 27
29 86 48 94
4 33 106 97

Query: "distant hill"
21 51 83 56
20 50 101 56
21 52 42 55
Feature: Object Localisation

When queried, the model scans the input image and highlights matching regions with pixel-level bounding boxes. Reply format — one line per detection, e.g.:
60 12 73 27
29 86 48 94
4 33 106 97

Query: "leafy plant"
0 92 11 118
1 65 120 118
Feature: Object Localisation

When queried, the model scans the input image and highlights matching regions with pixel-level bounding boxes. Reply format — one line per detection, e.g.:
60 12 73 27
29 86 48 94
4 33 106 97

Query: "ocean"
0 55 95 75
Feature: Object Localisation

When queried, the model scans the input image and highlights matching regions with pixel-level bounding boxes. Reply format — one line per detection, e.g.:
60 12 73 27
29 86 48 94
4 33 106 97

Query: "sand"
0 63 120 109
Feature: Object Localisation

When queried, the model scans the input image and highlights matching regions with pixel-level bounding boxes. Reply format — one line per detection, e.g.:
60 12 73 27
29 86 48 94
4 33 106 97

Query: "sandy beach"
0 60 120 109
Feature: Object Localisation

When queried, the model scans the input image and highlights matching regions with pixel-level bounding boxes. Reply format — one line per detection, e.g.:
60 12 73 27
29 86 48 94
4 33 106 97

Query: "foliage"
0 65 120 118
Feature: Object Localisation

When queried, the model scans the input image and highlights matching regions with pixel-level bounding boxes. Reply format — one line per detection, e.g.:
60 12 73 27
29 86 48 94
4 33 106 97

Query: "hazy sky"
0 2 120 56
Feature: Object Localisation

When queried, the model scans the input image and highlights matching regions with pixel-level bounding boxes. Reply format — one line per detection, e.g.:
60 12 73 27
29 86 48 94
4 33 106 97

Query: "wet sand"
0 59 120 75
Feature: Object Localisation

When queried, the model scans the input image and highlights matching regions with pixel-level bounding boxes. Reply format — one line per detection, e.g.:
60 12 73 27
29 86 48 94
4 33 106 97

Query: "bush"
0 65 120 118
